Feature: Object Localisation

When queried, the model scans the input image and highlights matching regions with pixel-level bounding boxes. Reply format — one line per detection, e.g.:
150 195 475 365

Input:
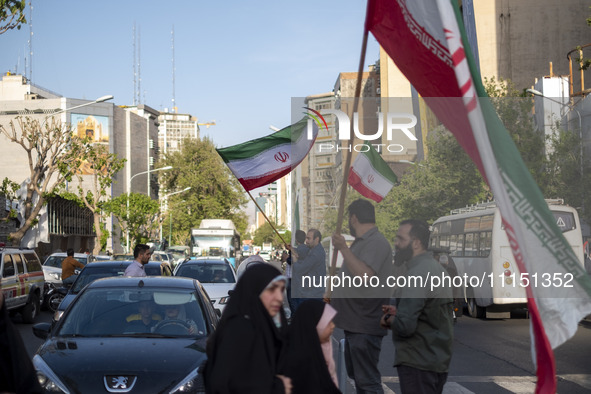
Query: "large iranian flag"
348 143 398 203
216 117 318 191
365 0 591 392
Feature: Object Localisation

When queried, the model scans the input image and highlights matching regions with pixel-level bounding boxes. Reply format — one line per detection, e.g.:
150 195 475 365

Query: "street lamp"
50 95 114 116
527 88 584 213
159 187 191 247
126 165 173 252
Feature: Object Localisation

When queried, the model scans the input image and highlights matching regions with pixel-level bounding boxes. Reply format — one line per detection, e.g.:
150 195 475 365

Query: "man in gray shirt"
331 199 393 394
124 244 152 277
290 228 326 312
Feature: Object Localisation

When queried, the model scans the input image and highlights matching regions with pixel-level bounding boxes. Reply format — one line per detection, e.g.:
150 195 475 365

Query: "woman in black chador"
204 263 291 393
284 299 341 394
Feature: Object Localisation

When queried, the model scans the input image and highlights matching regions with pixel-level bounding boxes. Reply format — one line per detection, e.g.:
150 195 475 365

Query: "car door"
1 254 19 310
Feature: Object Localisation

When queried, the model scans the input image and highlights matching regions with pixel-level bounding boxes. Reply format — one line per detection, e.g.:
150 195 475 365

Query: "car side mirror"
215 308 222 318
32 322 51 340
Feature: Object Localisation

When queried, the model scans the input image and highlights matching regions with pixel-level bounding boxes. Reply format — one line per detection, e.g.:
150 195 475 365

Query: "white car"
173 257 236 313
42 253 90 284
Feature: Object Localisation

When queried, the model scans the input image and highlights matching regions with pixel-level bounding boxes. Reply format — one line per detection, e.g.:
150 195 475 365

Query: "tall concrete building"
0 73 160 254
158 111 200 155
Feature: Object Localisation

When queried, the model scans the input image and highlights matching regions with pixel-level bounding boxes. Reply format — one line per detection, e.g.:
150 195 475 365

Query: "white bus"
430 199 584 318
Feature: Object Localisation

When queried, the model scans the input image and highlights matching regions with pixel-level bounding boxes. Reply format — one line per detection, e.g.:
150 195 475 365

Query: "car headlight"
169 367 204 393
50 272 61 281
33 355 69 393
218 296 230 305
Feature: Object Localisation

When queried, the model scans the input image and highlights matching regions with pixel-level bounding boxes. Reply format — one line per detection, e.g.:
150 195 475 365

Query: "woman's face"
318 320 335 343
259 280 285 317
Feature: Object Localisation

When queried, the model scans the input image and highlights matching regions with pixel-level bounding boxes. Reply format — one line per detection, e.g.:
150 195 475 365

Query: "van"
1 245 45 323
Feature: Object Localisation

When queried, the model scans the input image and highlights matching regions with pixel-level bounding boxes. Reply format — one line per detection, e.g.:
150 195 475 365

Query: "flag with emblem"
216 117 318 191
348 142 397 203
365 0 591 392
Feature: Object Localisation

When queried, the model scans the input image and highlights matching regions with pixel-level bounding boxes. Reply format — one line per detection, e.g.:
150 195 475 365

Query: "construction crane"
197 120 216 128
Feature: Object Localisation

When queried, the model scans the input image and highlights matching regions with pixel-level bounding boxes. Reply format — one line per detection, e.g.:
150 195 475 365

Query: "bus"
430 199 584 318
190 219 241 268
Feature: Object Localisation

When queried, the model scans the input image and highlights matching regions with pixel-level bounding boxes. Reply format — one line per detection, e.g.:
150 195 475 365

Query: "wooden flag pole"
326 25 370 298
247 190 288 246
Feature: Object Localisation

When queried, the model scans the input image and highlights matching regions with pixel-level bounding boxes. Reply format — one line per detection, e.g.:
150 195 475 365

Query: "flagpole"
326 23 370 296
247 190 288 246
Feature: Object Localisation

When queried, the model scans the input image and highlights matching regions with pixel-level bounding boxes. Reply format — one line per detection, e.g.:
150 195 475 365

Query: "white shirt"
124 260 146 277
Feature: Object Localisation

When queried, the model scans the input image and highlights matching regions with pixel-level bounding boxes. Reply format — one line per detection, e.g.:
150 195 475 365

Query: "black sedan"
53 260 173 321
32 276 218 393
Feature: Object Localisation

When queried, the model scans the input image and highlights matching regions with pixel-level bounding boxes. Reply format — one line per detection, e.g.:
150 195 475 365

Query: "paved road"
14 309 591 393
333 313 591 393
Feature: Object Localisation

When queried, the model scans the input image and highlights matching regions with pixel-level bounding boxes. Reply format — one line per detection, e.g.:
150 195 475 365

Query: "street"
13 310 591 393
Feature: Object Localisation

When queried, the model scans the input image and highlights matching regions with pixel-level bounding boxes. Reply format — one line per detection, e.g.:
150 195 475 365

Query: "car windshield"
58 287 209 338
176 263 235 283
44 255 88 267
71 266 129 293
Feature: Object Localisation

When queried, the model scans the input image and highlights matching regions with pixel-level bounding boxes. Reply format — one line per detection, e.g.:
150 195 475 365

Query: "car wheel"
21 293 40 324
466 296 485 318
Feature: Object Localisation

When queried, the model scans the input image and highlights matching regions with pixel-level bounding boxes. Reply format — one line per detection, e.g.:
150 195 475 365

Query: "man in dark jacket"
382 219 454 394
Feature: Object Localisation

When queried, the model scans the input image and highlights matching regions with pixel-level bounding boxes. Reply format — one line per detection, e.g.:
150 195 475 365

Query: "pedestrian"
381 219 454 394
0 283 43 393
290 229 325 312
124 244 152 277
204 263 292 393
284 299 340 394
285 229 309 314
61 248 85 285
330 199 393 394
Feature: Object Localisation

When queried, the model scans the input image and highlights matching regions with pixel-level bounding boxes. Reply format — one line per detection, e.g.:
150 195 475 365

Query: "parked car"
42 252 90 284
0 245 44 323
154 251 175 267
32 276 218 393
174 257 237 313
167 246 190 266
112 253 134 261
54 260 173 322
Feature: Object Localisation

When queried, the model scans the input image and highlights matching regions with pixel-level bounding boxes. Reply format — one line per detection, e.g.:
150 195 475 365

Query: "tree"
158 137 248 242
69 145 125 255
253 221 289 248
0 0 26 35
104 192 160 248
0 117 87 246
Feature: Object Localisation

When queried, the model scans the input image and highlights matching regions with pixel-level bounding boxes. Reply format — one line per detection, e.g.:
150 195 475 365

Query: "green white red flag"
365 0 591 392
348 143 398 203
216 118 318 191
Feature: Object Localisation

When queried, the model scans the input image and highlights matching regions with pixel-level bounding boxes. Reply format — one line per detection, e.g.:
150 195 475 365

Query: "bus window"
479 231 492 256
465 233 476 256
552 211 576 232
440 235 449 249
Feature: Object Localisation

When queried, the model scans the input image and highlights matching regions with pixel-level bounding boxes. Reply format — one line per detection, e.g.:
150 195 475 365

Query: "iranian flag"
365 0 591 392
348 143 398 203
216 117 318 191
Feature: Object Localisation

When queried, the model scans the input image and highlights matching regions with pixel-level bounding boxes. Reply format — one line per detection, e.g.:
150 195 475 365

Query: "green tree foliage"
0 0 26 35
0 117 87 246
378 128 489 241
105 192 159 247
253 221 289 248
158 137 248 243
484 77 547 185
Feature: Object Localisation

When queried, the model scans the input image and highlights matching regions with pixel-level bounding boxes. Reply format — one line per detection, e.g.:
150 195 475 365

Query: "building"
0 73 160 254
158 111 200 155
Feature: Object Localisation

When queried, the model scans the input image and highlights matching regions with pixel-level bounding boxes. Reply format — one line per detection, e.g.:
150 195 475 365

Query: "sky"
0 0 380 149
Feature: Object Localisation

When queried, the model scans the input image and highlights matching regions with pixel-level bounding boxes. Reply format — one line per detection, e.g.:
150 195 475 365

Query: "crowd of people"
204 198 455 394
3 198 455 394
